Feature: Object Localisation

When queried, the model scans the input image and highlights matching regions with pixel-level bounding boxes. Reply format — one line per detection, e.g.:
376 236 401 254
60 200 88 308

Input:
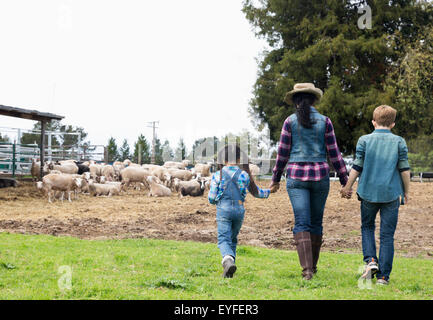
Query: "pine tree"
242 0 433 154
133 134 150 164
119 139 131 162
386 25 433 139
153 138 164 165
107 137 119 163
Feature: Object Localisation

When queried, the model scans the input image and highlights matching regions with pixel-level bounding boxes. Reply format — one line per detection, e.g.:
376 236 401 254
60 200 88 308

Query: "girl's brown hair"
216 144 259 197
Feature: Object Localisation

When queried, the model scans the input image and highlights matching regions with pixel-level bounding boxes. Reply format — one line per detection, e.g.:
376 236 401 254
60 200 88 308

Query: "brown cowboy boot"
293 231 314 280
310 234 323 274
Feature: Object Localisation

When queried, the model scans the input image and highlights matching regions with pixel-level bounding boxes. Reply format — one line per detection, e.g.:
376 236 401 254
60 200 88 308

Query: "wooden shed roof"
0 105 64 122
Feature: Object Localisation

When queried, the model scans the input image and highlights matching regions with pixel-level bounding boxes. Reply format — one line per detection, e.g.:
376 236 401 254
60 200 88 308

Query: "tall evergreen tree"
153 138 164 165
385 25 433 139
107 137 119 163
119 139 131 161
133 134 150 164
243 0 433 154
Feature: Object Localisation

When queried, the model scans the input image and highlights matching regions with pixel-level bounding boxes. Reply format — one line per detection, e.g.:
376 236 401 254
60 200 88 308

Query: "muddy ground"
1 181 432 258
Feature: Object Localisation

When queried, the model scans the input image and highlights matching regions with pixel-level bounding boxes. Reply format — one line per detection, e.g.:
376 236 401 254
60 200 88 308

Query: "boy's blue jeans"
286 176 330 235
216 200 245 260
361 198 400 281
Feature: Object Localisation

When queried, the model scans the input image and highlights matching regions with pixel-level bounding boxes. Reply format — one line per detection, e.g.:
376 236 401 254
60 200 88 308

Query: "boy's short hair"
373 105 397 127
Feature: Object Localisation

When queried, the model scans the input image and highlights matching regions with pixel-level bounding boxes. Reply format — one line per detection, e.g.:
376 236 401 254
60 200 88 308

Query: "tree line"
106 135 176 165
2 118 273 167
107 129 272 165
242 0 433 156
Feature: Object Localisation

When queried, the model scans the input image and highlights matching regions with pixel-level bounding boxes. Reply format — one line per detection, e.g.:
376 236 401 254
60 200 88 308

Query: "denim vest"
219 168 242 202
288 107 327 163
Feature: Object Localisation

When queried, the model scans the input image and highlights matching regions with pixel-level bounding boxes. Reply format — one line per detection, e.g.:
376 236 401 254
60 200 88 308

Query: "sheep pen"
0 180 432 258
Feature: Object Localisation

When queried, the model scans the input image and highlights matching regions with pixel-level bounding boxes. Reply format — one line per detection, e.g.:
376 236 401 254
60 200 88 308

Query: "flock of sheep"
31 158 218 203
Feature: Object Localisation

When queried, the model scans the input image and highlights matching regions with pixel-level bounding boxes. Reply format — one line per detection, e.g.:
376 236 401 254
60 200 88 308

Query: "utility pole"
145 121 159 164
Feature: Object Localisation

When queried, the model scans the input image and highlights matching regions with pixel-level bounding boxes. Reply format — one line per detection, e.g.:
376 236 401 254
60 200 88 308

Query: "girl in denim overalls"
208 145 271 278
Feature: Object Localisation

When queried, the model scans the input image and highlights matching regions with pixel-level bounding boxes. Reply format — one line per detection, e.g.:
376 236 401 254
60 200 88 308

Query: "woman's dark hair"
292 92 317 129
216 144 259 197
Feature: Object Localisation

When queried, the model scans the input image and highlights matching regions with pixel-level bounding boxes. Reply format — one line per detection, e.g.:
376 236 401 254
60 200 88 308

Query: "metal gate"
0 142 107 177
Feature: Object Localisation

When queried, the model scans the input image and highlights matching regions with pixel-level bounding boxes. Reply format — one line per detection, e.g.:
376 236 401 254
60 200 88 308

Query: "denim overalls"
216 168 245 260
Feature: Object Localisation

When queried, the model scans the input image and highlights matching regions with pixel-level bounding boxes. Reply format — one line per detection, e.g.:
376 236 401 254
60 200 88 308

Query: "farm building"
0 104 63 185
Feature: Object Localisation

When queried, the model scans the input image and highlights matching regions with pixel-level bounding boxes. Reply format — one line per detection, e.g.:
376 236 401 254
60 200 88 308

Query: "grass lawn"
0 232 432 300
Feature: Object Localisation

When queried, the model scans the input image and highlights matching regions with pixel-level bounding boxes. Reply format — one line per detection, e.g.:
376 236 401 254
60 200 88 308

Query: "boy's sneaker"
222 255 237 278
361 258 379 279
376 277 389 285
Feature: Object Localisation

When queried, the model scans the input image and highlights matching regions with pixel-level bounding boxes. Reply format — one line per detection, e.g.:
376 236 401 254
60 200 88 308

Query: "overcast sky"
0 0 267 150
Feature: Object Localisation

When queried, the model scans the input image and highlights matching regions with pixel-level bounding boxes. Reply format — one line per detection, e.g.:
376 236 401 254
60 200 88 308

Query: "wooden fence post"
40 121 46 180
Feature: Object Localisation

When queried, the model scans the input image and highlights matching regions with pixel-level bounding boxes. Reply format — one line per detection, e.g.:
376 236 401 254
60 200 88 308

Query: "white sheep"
44 161 79 175
102 165 116 181
194 163 211 177
88 180 121 197
120 166 151 191
147 176 171 197
37 173 83 203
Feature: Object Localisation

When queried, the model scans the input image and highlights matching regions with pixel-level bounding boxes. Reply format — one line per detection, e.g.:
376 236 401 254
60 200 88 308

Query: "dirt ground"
1 181 432 258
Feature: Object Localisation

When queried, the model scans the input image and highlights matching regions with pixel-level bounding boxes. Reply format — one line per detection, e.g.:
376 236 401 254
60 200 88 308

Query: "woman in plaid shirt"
270 83 349 280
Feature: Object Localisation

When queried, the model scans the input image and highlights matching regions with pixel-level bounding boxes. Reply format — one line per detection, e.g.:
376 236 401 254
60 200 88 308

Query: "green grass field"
0 232 432 300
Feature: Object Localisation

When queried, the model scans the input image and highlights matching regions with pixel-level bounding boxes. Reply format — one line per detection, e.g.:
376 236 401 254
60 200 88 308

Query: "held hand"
404 194 409 205
340 187 352 199
269 182 280 193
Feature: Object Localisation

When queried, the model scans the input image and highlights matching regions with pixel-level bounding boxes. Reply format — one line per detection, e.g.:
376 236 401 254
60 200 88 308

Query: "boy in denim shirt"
341 105 411 285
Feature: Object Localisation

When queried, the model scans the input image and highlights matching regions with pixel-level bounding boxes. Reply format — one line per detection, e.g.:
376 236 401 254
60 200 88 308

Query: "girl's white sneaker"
376 278 389 285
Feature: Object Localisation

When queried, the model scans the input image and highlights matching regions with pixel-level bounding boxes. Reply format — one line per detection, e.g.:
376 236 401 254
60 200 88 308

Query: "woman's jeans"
216 200 245 260
286 176 330 235
361 198 400 281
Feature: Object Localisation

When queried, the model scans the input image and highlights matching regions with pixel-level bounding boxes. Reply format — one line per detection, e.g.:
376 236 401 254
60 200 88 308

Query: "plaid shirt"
272 116 348 186
208 166 270 205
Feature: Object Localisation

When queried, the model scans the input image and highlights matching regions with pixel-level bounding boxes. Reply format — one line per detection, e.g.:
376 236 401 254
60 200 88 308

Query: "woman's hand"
340 186 352 199
269 181 280 193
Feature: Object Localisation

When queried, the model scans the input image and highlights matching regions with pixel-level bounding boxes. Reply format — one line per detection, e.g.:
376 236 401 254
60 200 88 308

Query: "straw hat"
284 83 323 105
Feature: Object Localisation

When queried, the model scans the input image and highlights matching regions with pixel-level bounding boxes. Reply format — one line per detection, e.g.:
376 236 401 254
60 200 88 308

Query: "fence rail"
0 142 106 177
